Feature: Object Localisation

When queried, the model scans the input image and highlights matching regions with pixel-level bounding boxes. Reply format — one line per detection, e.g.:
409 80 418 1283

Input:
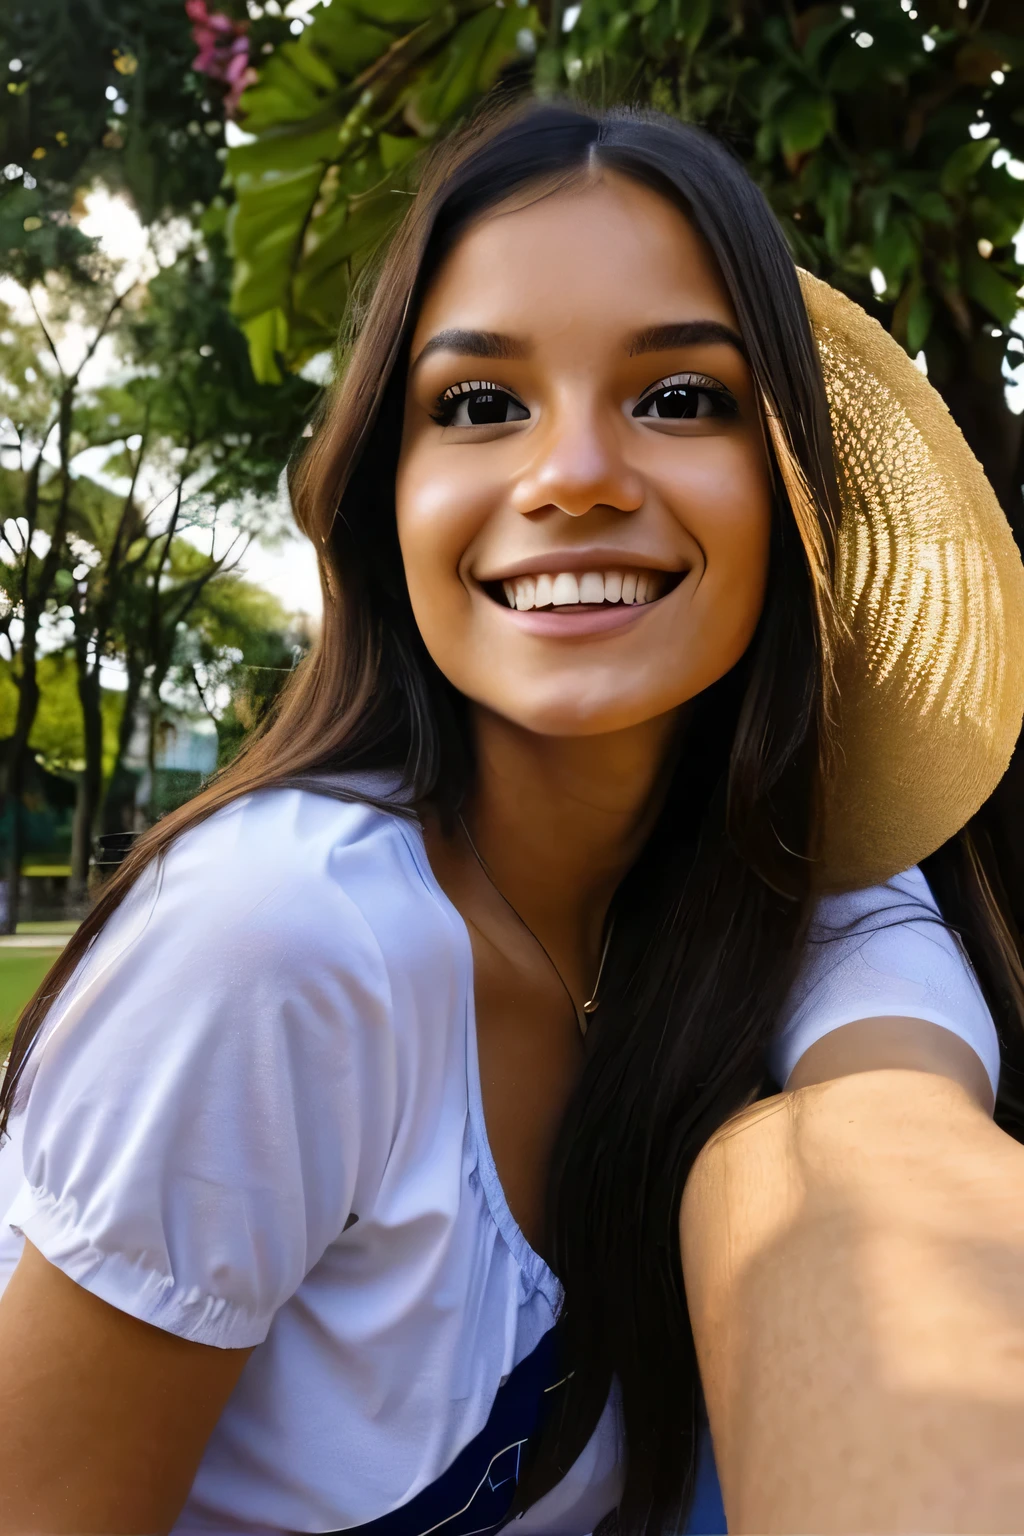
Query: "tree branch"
73 283 137 382
26 289 64 380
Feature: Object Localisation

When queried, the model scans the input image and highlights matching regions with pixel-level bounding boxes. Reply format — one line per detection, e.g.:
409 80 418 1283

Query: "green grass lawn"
0 950 63 1059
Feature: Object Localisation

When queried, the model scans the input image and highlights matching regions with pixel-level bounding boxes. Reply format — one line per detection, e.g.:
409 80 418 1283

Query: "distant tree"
0 650 123 784
58 448 244 876
0 2 318 900
0 273 135 922
171 572 309 769
0 218 314 909
59 236 313 869
0 650 122 869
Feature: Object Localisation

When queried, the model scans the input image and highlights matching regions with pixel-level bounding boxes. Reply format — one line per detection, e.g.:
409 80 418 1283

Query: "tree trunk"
100 663 145 835
3 631 42 935
1 439 50 936
71 661 104 892
5 379 77 920
145 674 165 825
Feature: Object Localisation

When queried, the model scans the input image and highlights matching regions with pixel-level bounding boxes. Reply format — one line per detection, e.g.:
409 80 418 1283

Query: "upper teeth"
501 570 662 612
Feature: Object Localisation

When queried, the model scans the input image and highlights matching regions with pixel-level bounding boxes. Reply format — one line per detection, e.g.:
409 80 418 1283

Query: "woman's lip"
492 597 662 638
477 552 688 582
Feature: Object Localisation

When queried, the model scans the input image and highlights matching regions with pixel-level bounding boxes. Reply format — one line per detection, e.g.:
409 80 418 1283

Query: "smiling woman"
397 172 769 739
1 103 1024 1536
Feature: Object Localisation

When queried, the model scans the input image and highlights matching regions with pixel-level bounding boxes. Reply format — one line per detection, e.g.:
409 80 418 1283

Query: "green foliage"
1 0 314 415
115 231 317 502
174 571 306 765
217 0 1024 417
0 652 122 777
0 240 308 837
225 0 540 379
1 0 293 239
556 0 1024 397
12 1 1022 452
2 0 218 284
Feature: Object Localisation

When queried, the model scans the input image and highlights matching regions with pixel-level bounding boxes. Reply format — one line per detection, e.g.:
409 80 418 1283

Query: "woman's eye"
632 377 737 422
434 385 530 428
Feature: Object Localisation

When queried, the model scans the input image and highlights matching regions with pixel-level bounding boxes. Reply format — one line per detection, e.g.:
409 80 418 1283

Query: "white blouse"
0 785 999 1534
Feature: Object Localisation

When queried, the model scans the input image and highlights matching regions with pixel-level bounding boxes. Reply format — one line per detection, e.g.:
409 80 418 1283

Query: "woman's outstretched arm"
681 1060 1024 1532
0 1241 252 1534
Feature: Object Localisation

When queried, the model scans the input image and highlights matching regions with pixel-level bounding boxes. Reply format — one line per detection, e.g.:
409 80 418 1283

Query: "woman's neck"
461 705 681 987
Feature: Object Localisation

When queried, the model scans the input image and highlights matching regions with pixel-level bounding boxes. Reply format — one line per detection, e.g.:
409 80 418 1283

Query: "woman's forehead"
411 171 740 349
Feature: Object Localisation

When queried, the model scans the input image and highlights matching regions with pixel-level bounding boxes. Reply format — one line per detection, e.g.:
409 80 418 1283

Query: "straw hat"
773 271 1024 894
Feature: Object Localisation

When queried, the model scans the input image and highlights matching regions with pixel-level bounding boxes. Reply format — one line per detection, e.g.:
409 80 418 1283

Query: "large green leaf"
227 0 538 376
906 286 933 356
228 164 325 321
874 216 917 292
940 138 997 197
241 308 290 385
777 92 834 157
239 9 396 131
406 7 527 133
962 249 1021 326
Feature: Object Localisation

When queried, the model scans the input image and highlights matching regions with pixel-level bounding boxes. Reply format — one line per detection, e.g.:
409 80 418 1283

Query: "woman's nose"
509 405 644 520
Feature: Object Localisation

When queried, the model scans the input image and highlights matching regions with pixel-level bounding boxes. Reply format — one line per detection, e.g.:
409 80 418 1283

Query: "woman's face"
396 170 772 738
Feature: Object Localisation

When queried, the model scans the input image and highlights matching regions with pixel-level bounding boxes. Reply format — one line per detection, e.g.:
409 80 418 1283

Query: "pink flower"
185 0 254 118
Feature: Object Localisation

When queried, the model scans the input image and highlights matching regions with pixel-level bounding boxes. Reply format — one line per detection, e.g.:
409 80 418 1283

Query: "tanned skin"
681 1059 1024 1533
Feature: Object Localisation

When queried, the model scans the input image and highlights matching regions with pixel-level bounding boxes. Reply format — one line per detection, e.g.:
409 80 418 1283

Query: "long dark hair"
4 103 1024 1533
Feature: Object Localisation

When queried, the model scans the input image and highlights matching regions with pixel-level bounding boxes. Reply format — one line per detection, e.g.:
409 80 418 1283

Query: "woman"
1 102 1023 1535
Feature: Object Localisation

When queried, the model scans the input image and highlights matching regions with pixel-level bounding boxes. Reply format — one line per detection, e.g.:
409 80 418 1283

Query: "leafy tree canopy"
214 0 1024 513
6 1 1023 503
0 650 122 779
223 0 538 377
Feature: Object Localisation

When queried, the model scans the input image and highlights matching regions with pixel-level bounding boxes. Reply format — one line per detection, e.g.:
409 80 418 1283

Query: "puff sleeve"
771 865 1001 1097
2 791 396 1349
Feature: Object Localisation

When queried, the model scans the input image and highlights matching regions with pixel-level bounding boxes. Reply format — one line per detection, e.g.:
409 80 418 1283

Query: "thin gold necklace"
457 812 613 1038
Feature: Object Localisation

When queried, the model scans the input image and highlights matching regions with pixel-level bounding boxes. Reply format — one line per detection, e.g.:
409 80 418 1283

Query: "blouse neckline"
396 815 563 1312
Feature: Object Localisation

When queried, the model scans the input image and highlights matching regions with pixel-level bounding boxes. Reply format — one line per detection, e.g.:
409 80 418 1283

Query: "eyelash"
429 371 738 425
633 372 738 417
429 379 518 426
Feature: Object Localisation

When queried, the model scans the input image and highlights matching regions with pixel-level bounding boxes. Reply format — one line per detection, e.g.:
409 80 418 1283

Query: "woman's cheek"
663 445 771 577
396 450 492 637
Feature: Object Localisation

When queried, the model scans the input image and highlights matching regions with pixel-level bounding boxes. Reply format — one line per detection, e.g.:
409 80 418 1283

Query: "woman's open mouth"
480 566 685 638
487 567 682 612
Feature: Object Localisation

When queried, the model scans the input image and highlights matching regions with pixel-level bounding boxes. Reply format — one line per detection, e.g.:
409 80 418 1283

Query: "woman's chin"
469 686 681 740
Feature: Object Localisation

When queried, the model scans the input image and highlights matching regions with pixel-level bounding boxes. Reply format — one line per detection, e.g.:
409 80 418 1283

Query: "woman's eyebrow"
629 320 746 356
412 328 531 369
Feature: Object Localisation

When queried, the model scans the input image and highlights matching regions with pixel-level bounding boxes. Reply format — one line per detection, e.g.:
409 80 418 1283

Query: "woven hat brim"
799 270 1024 894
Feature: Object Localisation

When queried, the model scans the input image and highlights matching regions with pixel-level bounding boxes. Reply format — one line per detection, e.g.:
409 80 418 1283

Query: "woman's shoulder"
125 781 445 970
18 782 461 1111
771 865 1000 1094
807 863 939 932
163 780 417 902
